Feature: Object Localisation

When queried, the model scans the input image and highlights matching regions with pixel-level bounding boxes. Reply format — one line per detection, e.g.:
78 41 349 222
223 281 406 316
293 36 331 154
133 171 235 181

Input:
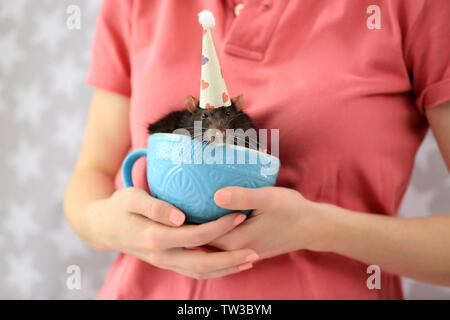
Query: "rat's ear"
185 94 199 113
231 94 244 111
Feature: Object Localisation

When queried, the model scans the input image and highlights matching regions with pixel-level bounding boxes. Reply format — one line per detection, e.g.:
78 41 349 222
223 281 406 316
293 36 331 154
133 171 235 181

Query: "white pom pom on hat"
197 10 231 109
198 10 216 28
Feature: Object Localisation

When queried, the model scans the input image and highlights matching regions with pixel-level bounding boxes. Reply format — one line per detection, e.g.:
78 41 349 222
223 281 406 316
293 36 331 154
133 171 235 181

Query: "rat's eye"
225 111 231 116
201 113 208 119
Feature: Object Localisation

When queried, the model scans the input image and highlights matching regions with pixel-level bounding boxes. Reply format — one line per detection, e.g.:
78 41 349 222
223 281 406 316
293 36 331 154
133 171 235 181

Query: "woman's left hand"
204 186 331 260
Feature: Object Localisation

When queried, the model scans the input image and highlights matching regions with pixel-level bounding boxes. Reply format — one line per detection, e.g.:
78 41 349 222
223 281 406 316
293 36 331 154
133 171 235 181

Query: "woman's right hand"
85 187 259 280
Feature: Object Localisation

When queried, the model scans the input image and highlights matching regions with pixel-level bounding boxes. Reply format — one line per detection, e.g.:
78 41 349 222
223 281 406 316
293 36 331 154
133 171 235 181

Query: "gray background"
0 0 449 299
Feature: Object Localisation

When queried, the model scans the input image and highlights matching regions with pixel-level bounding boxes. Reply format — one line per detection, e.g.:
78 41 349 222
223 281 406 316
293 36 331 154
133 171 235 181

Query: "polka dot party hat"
198 10 231 109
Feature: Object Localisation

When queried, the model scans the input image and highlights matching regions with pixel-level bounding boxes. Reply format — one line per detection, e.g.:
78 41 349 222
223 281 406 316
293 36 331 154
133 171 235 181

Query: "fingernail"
215 190 231 206
169 209 185 225
238 263 253 271
245 253 260 263
233 214 246 226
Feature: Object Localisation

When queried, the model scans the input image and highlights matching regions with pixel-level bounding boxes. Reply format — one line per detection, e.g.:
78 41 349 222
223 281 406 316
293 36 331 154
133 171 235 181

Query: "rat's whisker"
230 134 259 143
232 136 260 148
225 114 246 126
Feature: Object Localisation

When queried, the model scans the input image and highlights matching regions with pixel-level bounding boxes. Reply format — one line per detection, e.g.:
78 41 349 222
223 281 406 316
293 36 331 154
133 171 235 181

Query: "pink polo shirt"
86 0 450 299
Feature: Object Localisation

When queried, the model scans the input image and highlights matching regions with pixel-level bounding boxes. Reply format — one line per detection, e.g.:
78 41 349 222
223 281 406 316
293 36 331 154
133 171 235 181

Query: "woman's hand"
207 186 330 260
85 187 260 279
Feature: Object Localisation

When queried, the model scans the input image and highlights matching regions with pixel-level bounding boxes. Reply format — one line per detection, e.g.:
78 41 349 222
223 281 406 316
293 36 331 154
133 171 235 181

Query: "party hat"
198 10 231 109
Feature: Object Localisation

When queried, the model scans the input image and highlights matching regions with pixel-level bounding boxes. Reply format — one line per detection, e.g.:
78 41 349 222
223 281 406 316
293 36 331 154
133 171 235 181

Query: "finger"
170 262 254 280
206 235 232 251
214 186 277 210
154 212 247 249
115 212 158 252
123 187 185 226
183 246 221 253
124 247 253 281
160 247 260 274
184 245 219 251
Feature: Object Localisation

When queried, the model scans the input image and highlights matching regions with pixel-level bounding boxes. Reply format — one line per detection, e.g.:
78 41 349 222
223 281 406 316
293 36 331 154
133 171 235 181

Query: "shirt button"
234 3 244 16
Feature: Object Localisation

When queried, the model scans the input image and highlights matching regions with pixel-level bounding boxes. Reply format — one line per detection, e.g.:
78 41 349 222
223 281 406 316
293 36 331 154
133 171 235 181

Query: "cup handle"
121 149 147 188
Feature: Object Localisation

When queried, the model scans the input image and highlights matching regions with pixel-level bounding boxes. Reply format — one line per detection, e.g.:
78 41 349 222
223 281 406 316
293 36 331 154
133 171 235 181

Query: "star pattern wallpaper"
0 0 449 299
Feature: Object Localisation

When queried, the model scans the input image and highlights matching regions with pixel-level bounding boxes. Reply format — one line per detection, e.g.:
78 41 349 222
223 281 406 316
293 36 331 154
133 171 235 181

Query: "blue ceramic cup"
121 133 280 223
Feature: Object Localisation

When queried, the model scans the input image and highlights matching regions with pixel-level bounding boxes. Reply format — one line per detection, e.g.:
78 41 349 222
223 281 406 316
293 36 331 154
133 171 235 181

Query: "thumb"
214 186 276 210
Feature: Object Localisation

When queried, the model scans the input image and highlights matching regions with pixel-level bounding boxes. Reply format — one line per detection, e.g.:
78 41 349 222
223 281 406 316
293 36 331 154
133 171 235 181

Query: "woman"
64 0 450 299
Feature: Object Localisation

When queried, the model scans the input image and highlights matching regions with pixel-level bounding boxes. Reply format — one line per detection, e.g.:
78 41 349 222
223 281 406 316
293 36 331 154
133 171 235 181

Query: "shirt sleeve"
404 0 450 115
85 0 133 97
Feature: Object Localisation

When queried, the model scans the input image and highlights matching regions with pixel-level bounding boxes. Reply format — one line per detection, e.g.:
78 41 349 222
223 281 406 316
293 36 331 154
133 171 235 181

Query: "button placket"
224 0 289 61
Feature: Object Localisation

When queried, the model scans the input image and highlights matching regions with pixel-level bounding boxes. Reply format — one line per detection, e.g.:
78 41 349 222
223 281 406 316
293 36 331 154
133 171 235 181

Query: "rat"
147 94 259 149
